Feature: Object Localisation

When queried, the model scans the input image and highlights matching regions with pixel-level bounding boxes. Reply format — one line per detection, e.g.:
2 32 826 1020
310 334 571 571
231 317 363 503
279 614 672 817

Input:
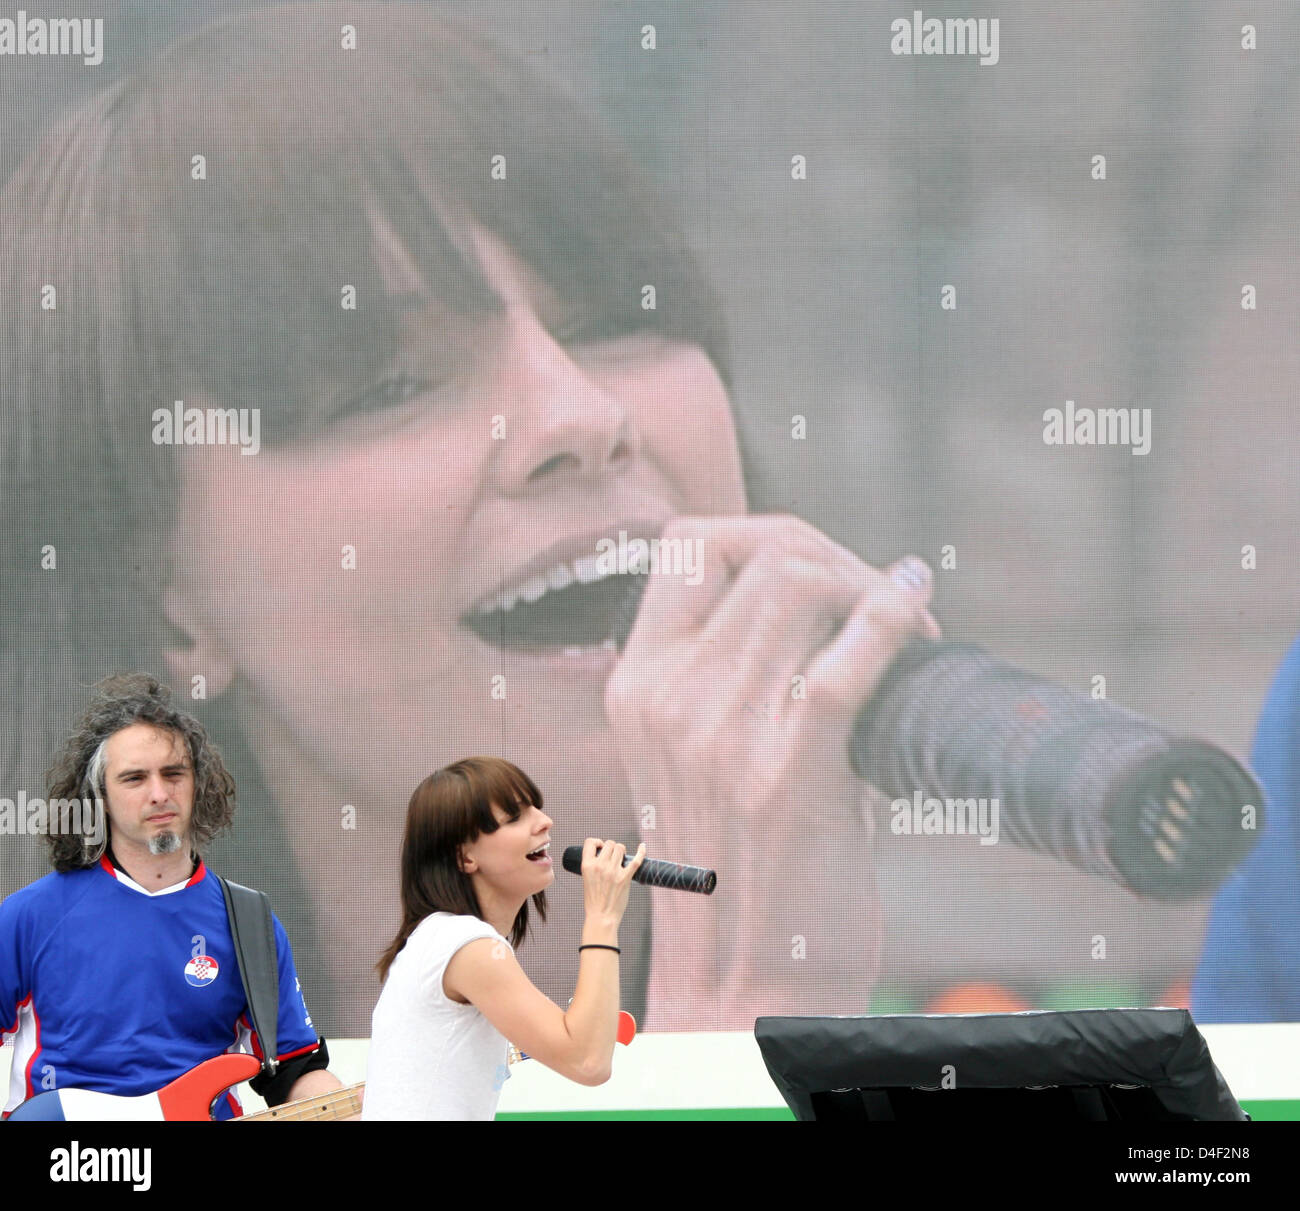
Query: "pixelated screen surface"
1 1 1296 1039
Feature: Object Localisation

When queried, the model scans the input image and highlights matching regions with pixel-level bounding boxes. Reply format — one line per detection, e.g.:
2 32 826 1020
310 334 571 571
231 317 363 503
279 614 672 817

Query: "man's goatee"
148 831 182 856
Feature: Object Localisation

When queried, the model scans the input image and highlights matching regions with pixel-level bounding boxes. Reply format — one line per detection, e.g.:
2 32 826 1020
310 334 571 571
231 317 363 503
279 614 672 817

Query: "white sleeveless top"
363 912 514 1120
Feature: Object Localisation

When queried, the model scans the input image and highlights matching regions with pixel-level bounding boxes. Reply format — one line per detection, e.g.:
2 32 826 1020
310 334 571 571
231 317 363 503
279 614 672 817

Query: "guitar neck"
238 1082 365 1123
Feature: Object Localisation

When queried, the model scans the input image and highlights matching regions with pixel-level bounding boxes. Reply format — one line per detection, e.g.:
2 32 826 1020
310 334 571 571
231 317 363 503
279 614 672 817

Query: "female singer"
363 756 644 1120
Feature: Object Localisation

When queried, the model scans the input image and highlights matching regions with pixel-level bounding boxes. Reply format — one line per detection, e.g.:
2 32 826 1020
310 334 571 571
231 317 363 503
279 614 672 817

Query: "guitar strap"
218 876 280 1077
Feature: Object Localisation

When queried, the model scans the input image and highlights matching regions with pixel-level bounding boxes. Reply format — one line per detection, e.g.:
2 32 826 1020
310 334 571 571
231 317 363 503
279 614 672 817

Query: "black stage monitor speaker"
755 1008 1246 1122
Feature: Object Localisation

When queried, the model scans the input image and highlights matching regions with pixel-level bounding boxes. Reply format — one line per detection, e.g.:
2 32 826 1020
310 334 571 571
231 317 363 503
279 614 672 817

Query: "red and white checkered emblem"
184 954 219 987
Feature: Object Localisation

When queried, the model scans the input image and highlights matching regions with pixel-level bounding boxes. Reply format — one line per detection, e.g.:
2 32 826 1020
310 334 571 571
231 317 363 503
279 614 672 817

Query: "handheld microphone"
608 572 1262 901
561 844 717 894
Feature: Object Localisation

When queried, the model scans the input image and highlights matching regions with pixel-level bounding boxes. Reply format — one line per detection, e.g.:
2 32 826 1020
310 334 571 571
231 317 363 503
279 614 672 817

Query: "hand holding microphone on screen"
601 515 940 1027
606 517 1262 905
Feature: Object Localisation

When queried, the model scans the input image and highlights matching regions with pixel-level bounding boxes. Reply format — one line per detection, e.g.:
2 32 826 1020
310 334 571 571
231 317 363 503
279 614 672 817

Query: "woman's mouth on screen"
462 561 647 673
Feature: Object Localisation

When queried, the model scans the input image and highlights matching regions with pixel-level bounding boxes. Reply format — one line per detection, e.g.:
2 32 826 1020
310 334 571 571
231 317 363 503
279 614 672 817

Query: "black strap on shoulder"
218 875 280 1077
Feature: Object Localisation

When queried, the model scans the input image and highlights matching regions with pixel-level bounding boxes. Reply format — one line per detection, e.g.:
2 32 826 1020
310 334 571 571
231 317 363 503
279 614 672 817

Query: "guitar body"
7 1053 262 1121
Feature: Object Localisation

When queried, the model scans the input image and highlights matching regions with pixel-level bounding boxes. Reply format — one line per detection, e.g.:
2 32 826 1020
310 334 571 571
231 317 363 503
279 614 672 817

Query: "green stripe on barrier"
1239 1100 1300 1121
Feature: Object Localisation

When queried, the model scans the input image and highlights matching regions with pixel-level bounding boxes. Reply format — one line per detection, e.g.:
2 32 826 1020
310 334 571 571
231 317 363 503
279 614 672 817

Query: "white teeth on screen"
572 556 603 584
473 557 620 615
474 589 519 615
518 574 549 604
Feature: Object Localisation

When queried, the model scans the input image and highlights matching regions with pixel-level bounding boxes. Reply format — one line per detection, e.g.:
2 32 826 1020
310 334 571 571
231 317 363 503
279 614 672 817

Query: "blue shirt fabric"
1192 636 1300 1023
1 857 320 1118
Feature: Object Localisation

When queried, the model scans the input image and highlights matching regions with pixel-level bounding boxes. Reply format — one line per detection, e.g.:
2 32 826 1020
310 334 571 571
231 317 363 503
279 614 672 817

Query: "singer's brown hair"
377 756 548 981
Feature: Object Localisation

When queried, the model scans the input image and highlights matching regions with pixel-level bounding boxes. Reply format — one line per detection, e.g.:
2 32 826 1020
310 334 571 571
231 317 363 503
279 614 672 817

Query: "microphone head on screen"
851 638 1264 901
1102 739 1262 901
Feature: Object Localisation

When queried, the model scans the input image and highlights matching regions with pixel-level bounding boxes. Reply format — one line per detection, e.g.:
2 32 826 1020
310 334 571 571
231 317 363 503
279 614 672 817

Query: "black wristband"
578 944 620 954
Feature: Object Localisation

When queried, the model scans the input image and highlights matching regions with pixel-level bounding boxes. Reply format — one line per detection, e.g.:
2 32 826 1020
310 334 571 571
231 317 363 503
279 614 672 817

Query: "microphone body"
561 845 717 894
849 638 1261 899
610 573 1262 900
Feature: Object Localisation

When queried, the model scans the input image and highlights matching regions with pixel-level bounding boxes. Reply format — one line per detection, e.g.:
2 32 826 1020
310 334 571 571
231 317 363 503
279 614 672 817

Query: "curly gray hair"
43 672 236 871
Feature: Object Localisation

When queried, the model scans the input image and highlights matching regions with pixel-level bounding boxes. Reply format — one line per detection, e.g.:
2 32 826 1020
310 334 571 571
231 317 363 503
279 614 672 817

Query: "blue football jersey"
1 858 320 1119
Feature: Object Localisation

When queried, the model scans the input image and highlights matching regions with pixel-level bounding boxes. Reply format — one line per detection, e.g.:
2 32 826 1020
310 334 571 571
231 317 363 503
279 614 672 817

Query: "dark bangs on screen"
84 1 734 448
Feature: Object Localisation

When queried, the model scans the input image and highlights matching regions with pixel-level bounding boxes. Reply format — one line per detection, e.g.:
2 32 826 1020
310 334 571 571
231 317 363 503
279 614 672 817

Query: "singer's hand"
579 836 646 927
603 515 940 1030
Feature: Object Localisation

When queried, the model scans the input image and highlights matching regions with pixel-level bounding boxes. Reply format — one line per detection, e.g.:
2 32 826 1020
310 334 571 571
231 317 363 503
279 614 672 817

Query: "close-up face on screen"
1 0 1296 1062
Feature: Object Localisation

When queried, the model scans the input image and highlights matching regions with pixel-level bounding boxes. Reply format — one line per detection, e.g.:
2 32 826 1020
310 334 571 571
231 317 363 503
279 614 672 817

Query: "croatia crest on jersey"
184 954 219 987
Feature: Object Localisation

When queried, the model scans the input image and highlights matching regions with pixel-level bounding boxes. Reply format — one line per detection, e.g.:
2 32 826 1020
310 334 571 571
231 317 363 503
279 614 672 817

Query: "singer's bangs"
55 1 734 456
456 758 545 837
